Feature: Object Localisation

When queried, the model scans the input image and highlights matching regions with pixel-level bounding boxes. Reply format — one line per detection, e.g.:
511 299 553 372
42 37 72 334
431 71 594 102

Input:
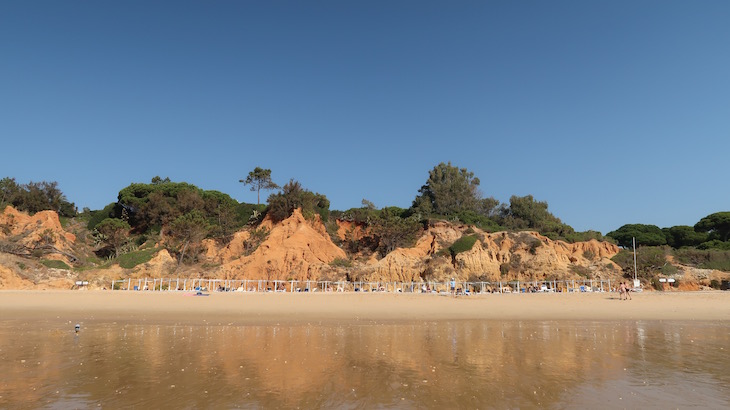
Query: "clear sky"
1 1 728 234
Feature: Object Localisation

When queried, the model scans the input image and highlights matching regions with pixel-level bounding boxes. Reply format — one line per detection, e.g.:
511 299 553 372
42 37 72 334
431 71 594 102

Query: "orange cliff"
0 205 653 290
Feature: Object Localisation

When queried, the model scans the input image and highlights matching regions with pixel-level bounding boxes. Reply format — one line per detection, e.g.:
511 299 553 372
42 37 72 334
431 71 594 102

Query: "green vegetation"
698 240 730 250
604 209 730 255
1 177 76 217
3 163 729 278
371 207 421 256
611 247 669 279
449 235 478 257
674 248 730 271
86 203 118 230
94 218 131 257
606 224 667 248
267 179 329 223
117 179 243 236
496 195 575 240
407 163 603 243
40 259 71 270
168 210 210 264
583 250 596 261
239 167 280 205
244 227 269 255
662 225 707 248
116 248 158 269
412 162 485 216
329 257 352 268
569 264 591 278
695 212 730 242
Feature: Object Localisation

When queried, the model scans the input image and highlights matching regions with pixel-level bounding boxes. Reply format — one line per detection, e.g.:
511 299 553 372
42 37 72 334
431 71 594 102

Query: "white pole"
633 236 638 282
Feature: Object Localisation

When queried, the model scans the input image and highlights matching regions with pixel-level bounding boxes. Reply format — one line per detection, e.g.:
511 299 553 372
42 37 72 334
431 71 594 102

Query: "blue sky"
1 1 728 234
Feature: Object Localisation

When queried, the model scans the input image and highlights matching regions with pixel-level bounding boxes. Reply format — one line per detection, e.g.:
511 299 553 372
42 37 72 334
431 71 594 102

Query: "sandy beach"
1 290 729 324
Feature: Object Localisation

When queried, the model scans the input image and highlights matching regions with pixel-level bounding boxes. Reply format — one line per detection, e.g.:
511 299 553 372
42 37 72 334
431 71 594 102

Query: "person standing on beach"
450 278 456 297
625 282 632 300
619 282 626 300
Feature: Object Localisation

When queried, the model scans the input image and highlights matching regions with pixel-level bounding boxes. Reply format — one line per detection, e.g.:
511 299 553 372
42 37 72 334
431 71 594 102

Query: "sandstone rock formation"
1 205 728 290
0 206 76 250
211 209 347 281
362 222 621 283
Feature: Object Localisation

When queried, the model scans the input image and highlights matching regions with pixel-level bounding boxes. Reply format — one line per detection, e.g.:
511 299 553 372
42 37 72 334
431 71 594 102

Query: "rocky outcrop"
212 209 347 281
11 205 730 291
361 224 621 283
0 206 76 258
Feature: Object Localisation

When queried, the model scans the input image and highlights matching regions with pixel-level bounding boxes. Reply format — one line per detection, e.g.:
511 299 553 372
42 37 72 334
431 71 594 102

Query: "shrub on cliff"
449 235 478 257
674 248 730 271
266 179 329 223
87 203 118 230
94 218 131 258
611 246 669 278
371 207 421 256
117 247 158 269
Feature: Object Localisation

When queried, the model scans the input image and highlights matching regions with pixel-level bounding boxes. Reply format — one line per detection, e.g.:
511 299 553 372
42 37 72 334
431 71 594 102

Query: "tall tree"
663 225 708 248
694 212 730 242
498 195 573 238
240 167 280 204
150 176 171 185
168 210 210 265
0 177 20 207
412 162 482 216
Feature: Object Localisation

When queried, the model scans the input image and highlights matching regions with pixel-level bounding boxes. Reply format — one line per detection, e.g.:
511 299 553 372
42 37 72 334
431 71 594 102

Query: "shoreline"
1 290 729 325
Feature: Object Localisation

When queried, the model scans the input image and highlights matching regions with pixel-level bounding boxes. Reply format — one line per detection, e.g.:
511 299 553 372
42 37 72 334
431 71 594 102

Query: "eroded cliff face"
0 206 76 255
359 222 621 283
0 206 664 289
209 209 347 281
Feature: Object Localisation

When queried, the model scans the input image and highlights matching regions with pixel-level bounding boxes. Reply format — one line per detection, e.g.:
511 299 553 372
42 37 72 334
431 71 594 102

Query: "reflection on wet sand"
1 320 728 409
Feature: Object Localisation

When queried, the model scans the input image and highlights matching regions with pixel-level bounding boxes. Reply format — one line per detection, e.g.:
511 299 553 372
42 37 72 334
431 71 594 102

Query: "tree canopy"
115 178 249 237
411 162 484 216
0 177 76 217
371 207 421 256
495 195 575 240
694 212 730 242
240 167 280 205
663 225 708 248
606 224 667 248
266 179 329 222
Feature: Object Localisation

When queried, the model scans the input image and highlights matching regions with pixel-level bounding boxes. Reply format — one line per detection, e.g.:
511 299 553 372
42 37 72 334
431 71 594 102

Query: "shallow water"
0 319 728 409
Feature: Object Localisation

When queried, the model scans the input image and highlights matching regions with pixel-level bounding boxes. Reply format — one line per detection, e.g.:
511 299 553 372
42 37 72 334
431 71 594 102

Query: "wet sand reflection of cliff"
0 320 728 408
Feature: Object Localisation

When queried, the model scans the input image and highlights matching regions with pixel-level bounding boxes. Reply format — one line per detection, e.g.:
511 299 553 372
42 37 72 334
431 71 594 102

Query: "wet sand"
1 290 729 324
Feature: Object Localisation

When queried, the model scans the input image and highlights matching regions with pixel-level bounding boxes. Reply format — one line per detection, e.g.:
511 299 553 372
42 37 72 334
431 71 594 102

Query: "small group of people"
618 281 633 300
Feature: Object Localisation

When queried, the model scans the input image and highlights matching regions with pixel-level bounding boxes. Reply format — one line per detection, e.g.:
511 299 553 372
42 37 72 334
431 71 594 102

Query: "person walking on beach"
450 278 456 297
619 282 626 300
624 282 632 300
